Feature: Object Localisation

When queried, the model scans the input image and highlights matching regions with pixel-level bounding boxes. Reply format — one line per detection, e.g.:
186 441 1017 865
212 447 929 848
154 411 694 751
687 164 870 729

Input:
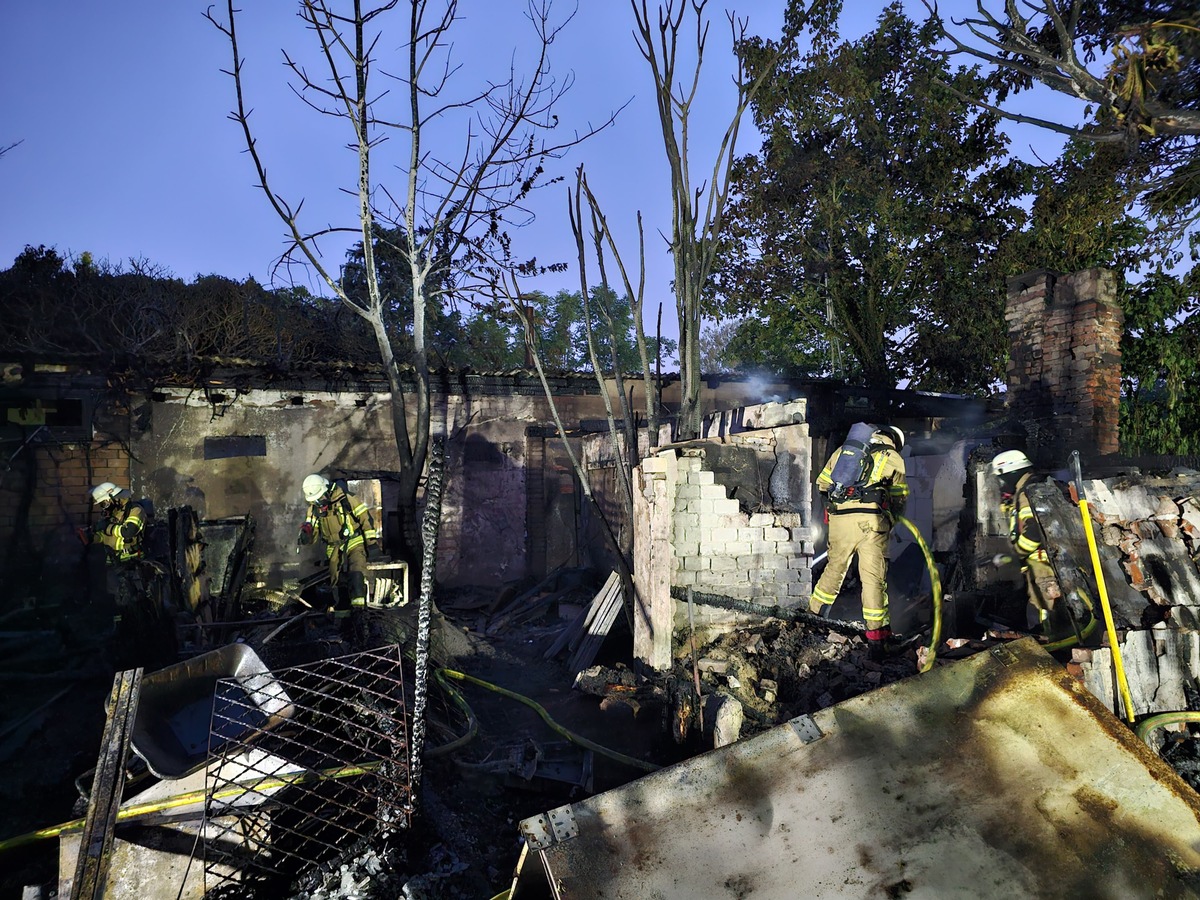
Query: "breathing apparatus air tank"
827 422 879 503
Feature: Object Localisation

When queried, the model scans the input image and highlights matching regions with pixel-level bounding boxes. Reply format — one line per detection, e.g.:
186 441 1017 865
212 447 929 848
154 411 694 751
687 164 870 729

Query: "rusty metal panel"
515 640 1200 899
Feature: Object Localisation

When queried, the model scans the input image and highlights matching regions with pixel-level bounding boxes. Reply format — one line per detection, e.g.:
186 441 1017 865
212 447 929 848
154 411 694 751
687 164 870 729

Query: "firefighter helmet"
878 425 905 451
302 474 330 503
90 482 121 505
991 450 1033 477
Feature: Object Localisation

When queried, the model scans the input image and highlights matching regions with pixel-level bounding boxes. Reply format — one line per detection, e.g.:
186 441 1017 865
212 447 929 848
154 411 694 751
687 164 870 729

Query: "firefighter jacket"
817 435 908 519
1002 472 1048 566
95 499 148 563
300 484 377 563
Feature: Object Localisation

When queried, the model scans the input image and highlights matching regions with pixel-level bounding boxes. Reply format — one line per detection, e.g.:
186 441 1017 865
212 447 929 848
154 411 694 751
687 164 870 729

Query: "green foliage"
523 287 675 374
1119 267 1200 455
716 2 1030 391
0 245 371 366
999 140 1156 275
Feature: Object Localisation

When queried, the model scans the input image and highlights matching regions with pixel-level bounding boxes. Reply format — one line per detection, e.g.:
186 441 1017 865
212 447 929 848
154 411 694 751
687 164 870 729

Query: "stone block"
700 483 727 500
690 469 715 485
711 526 740 544
725 541 753 557
683 555 710 571
713 498 741 516
764 527 791 541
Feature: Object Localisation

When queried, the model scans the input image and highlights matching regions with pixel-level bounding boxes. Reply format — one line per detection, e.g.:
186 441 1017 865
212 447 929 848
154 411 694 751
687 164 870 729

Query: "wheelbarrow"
128 642 295 780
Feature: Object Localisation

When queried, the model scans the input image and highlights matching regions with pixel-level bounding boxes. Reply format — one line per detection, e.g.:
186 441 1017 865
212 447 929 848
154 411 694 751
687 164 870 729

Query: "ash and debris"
10 563 1200 900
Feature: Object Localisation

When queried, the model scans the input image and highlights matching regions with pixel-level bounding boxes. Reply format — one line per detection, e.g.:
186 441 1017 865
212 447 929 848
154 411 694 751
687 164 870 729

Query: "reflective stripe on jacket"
97 500 147 562
304 485 377 558
1003 473 1049 564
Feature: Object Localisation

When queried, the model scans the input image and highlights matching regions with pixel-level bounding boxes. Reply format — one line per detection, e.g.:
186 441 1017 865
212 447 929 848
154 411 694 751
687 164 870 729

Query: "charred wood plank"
71 667 142 900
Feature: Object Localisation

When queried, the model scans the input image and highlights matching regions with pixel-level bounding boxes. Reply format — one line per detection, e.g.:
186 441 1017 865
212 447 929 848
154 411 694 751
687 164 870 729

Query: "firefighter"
86 482 169 665
88 481 148 563
298 474 378 608
990 450 1064 636
808 425 908 658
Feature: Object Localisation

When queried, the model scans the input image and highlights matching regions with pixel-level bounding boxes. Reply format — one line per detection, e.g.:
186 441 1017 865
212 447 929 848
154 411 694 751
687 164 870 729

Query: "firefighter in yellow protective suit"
86 482 170 665
808 426 908 657
88 482 148 562
298 474 378 608
990 450 1065 636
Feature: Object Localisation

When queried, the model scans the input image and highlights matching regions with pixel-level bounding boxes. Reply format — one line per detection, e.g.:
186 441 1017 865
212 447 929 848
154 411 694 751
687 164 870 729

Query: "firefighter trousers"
810 512 891 630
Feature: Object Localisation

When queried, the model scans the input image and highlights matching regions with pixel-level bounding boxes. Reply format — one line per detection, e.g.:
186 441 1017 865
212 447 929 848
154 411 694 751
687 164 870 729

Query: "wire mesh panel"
201 643 412 895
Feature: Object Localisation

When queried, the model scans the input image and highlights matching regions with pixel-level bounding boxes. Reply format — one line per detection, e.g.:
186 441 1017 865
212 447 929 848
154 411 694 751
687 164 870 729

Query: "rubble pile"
574 618 920 747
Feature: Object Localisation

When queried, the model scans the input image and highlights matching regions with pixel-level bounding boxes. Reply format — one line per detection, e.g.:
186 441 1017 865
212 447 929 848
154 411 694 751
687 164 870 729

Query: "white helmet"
302 474 330 503
878 425 904 451
90 482 121 505
991 450 1033 477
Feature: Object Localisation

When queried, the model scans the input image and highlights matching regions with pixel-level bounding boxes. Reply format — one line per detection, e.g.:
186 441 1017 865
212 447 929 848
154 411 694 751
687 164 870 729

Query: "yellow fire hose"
1135 711 1200 745
437 668 661 773
1071 451 1136 723
0 761 384 854
892 516 942 674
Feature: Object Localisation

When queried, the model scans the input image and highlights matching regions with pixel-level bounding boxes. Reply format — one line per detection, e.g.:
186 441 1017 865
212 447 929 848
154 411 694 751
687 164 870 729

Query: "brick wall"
0 440 131 602
669 451 816 606
1005 268 1123 465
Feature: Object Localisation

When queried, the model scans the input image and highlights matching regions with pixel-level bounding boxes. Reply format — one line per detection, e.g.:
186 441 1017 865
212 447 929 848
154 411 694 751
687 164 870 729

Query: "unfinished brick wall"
1006 268 1123 464
670 452 815 605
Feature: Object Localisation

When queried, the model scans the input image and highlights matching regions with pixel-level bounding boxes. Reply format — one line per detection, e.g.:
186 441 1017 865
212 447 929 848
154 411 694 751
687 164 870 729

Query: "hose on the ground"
0 761 383 854
437 668 660 773
427 666 478 757
1135 711 1200 745
892 516 942 673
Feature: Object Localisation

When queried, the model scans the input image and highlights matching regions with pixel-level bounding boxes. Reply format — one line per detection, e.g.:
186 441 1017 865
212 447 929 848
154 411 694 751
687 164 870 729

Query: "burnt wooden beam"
71 667 142 900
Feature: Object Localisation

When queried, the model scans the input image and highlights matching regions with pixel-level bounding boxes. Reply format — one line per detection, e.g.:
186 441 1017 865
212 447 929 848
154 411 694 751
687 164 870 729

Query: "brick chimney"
1005 268 1123 466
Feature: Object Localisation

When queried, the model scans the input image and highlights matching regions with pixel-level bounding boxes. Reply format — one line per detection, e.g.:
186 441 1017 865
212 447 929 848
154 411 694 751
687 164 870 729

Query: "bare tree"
206 0 615 556
631 0 826 439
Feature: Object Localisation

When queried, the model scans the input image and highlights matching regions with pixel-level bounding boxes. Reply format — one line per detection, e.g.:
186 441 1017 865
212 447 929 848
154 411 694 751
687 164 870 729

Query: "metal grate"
201 643 412 895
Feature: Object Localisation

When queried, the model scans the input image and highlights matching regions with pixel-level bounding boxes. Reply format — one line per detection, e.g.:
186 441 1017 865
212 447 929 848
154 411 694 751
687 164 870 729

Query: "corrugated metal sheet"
515 639 1200 899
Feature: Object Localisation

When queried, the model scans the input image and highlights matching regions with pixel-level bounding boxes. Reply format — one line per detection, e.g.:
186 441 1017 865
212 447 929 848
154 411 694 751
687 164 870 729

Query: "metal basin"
130 643 294 779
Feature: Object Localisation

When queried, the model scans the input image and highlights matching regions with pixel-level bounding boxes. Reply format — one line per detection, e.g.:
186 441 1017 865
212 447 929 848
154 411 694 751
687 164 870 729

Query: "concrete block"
713 498 741 516
641 456 670 474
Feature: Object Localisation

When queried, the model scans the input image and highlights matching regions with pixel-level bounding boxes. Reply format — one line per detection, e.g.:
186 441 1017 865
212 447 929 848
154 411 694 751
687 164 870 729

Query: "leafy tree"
0 245 364 366
933 0 1200 239
716 2 1030 391
1120 267 1200 454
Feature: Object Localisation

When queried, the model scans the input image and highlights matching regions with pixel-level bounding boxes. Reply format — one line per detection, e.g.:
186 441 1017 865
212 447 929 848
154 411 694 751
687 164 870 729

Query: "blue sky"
1 1 1072 328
